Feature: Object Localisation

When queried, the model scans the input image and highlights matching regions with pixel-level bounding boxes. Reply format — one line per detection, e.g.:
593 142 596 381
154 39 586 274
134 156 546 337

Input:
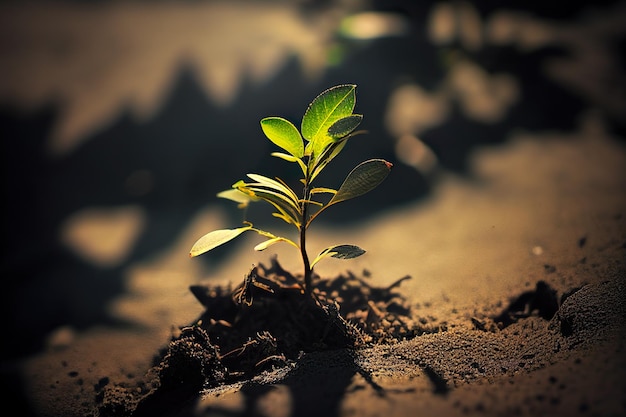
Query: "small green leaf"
246 174 300 206
270 211 301 227
217 189 258 207
329 159 392 206
309 187 337 195
311 244 366 268
326 244 366 259
299 199 324 207
238 186 301 226
239 175 301 221
301 84 356 152
261 117 304 158
309 138 349 183
254 236 299 251
190 226 252 257
327 114 362 138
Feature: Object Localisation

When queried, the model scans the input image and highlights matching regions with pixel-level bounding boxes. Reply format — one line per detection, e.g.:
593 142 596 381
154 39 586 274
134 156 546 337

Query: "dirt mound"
95 257 429 416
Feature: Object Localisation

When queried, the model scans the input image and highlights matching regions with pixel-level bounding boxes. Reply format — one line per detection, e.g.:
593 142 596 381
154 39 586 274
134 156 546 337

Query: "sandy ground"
17 116 626 416
2 1 626 417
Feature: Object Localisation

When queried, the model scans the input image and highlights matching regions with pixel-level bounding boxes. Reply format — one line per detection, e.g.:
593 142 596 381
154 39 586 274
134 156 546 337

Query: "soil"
93 253 615 417
94 256 626 417
95 258 423 416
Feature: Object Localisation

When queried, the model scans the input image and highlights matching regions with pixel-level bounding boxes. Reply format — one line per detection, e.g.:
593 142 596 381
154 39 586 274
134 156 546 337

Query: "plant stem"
300 177 312 296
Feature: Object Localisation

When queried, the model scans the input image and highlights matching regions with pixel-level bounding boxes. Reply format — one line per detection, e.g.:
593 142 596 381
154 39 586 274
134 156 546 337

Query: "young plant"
190 84 392 296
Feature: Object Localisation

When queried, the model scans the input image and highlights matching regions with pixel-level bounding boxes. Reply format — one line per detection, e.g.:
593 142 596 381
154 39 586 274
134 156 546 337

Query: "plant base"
95 257 430 417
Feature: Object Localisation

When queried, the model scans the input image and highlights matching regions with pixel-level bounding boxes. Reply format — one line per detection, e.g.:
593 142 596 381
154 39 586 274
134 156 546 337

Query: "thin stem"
300 180 312 296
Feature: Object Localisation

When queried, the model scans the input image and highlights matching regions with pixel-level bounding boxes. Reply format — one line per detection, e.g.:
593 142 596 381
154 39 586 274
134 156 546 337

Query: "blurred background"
1 0 625 362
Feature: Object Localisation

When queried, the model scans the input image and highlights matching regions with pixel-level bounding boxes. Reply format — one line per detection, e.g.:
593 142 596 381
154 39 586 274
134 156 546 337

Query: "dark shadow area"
493 281 560 328
200 348 452 417
421 364 450 395
239 349 361 417
131 349 372 417
2 0 623 363
0 366 38 417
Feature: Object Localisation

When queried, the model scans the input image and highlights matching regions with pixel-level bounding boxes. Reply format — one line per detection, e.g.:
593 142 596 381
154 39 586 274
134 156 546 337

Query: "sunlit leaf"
239 186 301 226
261 117 304 158
241 185 296 210
299 199 324 207
217 188 258 207
309 187 337 195
327 114 363 138
271 211 301 226
311 244 366 268
190 226 252 257
301 84 356 156
254 236 299 251
246 174 300 206
238 174 302 221
329 159 392 205
309 137 349 182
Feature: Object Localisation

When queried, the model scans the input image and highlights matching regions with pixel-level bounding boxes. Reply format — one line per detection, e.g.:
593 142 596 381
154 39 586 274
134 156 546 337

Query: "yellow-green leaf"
309 138 349 182
309 187 337 195
253 236 299 251
238 187 301 226
246 173 300 206
189 226 252 257
261 117 304 158
217 188 258 207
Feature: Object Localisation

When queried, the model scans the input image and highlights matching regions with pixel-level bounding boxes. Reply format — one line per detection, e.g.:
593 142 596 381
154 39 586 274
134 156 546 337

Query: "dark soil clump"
95 257 426 416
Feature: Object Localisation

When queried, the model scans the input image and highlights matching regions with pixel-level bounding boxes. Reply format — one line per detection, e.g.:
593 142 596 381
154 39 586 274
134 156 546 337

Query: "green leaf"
328 159 392 206
236 175 302 226
309 187 337 195
327 114 363 138
239 175 301 221
301 84 356 155
306 159 392 227
270 211 301 227
299 199 324 207
246 174 300 206
261 117 304 158
190 226 252 257
311 244 366 268
253 236 299 251
238 186 301 226
217 188 258 207
309 137 349 183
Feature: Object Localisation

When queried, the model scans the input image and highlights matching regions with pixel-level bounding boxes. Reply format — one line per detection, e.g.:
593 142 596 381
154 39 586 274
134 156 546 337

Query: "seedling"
190 84 392 296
